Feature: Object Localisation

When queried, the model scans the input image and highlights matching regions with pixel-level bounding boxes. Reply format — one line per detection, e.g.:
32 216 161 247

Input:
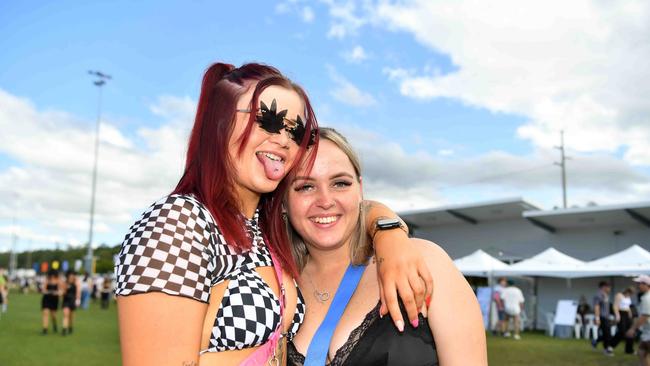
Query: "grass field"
0 291 641 365
0 292 120 366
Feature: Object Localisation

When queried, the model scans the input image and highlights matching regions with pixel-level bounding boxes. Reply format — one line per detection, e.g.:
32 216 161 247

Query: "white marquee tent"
577 244 650 277
453 249 509 277
493 247 588 278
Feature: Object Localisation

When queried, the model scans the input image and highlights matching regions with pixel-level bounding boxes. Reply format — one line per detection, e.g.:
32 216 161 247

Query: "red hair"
172 62 318 278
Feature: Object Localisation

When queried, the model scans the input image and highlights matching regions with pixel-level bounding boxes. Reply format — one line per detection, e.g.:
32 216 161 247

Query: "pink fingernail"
411 319 419 328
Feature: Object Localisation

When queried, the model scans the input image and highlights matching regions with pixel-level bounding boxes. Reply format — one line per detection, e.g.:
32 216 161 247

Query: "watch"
370 217 409 241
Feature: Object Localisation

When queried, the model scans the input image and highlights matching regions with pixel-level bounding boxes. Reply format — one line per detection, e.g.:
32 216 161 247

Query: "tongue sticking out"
258 153 286 180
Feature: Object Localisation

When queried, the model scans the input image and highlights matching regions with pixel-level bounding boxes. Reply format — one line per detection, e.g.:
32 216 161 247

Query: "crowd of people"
0 267 115 336
585 277 650 364
491 275 650 365
38 269 114 335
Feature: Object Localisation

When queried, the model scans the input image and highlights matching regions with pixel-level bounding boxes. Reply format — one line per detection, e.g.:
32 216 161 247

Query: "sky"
1 0 649 252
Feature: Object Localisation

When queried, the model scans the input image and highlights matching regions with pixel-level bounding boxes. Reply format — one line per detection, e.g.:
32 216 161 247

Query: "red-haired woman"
115 62 431 366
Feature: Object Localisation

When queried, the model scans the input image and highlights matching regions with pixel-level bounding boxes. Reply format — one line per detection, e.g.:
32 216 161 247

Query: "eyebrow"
293 172 355 182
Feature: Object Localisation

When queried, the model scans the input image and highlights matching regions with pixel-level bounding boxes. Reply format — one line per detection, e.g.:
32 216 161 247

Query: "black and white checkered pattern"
209 269 281 351
287 281 306 341
115 194 306 353
115 195 213 302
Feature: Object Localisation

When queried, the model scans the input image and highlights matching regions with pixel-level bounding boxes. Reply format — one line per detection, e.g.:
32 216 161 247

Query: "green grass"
0 291 642 365
0 292 120 366
488 332 639 366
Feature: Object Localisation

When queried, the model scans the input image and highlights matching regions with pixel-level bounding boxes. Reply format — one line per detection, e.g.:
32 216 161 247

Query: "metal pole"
554 130 568 208
9 216 17 277
85 71 110 275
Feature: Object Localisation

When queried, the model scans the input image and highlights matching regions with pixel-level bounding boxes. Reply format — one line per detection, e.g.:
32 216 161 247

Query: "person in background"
0 267 7 316
592 281 614 356
493 277 507 335
501 280 525 340
100 275 112 309
41 269 61 334
61 270 81 335
611 286 635 354
92 275 101 303
80 273 91 310
627 275 650 366
577 295 592 324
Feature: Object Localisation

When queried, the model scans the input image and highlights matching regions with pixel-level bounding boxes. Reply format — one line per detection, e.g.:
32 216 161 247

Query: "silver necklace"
307 274 330 303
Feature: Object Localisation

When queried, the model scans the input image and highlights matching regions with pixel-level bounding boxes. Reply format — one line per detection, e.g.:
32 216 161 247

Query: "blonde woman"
285 128 487 365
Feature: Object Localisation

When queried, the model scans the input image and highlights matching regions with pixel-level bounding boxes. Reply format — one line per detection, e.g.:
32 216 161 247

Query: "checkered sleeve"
114 195 213 303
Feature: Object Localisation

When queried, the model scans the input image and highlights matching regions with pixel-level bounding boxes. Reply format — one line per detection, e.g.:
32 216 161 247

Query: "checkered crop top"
114 194 306 353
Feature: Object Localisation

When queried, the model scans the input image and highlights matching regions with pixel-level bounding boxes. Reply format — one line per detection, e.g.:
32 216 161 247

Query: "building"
400 197 650 330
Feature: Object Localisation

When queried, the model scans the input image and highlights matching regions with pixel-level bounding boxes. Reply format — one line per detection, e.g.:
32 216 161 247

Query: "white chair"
583 314 598 341
545 312 555 336
574 314 583 339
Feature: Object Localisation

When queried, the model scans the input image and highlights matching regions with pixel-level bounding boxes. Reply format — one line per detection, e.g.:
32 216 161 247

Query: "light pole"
554 130 570 209
85 70 111 275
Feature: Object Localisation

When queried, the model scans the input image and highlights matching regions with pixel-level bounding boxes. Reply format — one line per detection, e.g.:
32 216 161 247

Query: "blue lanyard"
304 264 366 366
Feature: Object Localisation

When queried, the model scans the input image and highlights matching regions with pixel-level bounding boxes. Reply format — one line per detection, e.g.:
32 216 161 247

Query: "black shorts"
41 295 59 311
62 298 76 310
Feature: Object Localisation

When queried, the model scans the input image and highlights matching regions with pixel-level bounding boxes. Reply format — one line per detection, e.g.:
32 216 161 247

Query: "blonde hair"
287 127 371 270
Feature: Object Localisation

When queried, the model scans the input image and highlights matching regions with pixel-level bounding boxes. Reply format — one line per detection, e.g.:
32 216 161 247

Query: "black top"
45 283 58 295
287 302 438 366
64 283 77 301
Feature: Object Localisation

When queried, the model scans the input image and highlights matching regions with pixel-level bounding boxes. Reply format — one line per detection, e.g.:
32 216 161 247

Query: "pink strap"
239 246 285 366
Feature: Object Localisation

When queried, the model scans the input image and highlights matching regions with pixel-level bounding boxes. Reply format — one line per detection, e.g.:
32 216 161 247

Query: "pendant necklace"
308 275 330 303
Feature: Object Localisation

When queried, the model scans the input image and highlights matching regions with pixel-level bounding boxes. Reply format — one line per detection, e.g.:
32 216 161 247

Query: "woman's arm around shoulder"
412 238 487 366
363 200 433 331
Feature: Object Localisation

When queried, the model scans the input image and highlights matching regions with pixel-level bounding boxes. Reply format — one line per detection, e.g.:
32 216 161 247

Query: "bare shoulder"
410 238 453 264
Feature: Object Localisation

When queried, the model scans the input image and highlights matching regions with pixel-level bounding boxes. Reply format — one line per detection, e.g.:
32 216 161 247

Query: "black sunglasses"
237 99 316 147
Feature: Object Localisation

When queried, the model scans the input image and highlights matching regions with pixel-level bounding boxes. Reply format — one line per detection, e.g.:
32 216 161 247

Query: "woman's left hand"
374 229 433 331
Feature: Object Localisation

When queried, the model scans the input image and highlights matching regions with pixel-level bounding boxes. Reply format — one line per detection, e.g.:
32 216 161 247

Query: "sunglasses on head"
237 98 316 147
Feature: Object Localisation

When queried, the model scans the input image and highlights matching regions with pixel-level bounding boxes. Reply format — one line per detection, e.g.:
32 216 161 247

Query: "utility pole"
9 216 18 277
554 131 569 209
85 70 111 275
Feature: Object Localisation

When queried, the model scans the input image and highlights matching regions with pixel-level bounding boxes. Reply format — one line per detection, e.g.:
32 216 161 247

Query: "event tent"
575 244 650 277
453 249 509 277
493 247 589 278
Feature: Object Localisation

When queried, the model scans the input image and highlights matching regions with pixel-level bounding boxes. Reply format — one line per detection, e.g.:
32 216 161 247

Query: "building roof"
399 197 540 228
522 201 650 232
400 197 650 232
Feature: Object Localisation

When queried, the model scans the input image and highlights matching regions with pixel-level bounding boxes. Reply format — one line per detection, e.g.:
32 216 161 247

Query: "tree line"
0 244 121 274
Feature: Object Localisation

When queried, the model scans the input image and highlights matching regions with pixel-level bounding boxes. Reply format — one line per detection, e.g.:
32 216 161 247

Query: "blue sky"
1 0 649 252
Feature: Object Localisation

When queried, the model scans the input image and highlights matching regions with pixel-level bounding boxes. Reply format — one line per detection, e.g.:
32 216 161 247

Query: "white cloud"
327 65 377 107
322 0 366 39
342 45 368 63
358 0 650 165
302 6 315 22
322 120 650 211
275 2 315 23
0 89 194 248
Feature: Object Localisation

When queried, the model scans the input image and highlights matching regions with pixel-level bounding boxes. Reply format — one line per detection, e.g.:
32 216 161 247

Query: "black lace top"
287 302 438 366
